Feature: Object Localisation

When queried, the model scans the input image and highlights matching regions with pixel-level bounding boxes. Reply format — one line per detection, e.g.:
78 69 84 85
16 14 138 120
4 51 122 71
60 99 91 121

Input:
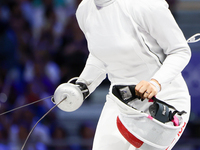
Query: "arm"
75 2 107 93
52 53 106 111
137 1 191 88
130 0 191 98
76 53 107 94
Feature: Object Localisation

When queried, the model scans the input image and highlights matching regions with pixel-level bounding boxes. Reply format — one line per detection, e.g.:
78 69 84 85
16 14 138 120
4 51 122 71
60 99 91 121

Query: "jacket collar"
94 0 115 7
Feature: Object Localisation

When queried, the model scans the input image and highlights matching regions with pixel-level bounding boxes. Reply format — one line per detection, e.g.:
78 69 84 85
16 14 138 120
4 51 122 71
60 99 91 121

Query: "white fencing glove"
51 80 89 112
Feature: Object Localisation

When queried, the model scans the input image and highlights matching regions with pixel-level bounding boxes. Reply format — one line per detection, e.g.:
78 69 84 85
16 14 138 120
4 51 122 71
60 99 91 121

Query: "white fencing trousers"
92 95 189 150
92 95 136 150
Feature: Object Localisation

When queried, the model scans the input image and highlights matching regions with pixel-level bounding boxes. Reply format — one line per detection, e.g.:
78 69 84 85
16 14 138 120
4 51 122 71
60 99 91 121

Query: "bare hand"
135 79 160 99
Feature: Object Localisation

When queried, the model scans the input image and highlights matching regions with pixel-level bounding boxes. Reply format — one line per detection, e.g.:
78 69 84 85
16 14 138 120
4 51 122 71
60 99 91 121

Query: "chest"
84 3 143 62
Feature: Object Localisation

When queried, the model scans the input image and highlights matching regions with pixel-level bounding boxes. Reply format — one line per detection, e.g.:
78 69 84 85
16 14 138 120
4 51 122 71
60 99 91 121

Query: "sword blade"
0 95 53 116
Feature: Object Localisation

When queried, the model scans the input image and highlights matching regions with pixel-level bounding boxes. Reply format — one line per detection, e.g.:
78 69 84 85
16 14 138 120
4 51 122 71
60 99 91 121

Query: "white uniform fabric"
75 0 191 149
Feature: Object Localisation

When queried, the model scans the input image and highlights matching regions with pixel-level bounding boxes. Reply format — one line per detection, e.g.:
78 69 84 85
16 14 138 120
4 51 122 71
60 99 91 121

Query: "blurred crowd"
0 0 92 149
1 0 198 150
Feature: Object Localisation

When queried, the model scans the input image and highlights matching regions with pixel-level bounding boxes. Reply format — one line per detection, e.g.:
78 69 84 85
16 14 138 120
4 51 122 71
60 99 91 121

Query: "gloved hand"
51 81 89 112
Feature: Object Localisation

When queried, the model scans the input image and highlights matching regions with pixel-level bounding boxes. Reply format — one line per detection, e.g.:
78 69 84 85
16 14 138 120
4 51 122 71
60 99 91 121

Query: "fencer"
53 0 191 149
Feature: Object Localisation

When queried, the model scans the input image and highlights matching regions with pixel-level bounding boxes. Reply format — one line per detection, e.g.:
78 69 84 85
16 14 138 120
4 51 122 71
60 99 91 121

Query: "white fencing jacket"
76 0 191 112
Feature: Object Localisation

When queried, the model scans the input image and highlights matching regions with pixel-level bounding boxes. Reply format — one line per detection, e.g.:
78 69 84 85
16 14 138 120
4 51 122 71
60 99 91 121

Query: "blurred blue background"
0 0 199 150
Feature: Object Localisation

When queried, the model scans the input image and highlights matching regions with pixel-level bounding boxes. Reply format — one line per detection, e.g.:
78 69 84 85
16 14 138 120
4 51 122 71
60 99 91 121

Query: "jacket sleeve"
75 2 107 93
77 53 107 93
132 0 191 89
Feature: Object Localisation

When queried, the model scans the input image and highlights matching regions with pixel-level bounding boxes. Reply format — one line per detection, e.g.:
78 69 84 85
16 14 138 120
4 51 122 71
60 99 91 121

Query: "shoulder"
124 0 170 28
76 0 91 15
124 0 169 15
125 0 169 7
76 0 92 23
76 0 93 32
